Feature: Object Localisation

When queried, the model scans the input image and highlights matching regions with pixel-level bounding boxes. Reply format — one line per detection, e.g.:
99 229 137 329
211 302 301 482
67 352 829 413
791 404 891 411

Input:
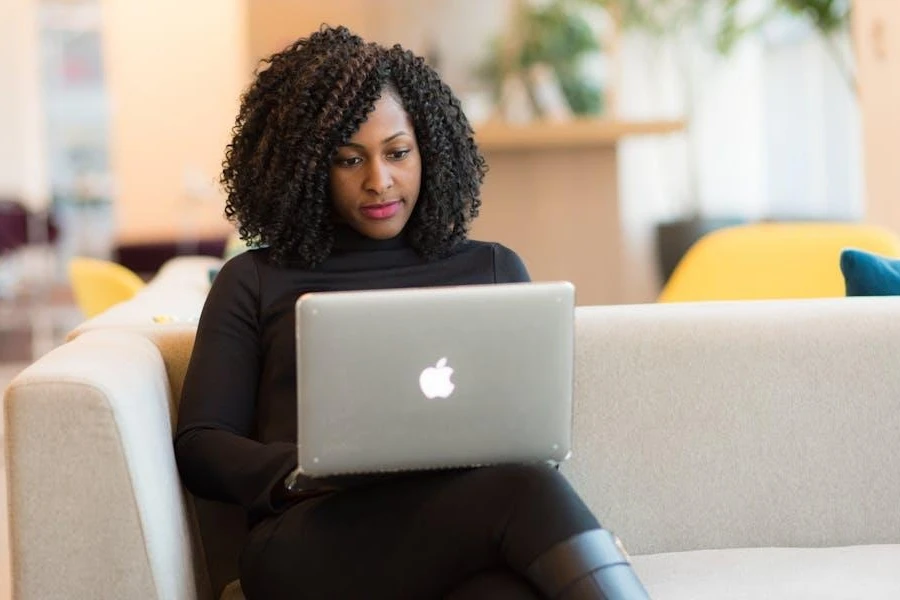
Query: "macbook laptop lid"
294 281 575 477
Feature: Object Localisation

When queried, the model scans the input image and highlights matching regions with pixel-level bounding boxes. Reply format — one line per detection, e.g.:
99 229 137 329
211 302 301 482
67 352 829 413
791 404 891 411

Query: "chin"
357 219 407 240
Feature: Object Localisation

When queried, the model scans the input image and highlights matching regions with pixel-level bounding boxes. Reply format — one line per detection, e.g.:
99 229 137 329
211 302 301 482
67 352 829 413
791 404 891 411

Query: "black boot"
526 529 651 600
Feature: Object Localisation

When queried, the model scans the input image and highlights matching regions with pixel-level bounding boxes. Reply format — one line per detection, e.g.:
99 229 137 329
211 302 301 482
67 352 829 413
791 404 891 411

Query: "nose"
364 158 393 195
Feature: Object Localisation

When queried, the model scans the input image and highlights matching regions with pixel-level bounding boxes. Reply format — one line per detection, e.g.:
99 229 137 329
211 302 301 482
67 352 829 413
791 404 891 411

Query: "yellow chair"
68 256 146 318
658 222 900 302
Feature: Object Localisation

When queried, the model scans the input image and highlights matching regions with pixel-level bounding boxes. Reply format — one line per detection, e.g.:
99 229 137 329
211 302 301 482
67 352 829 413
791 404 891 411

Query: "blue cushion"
840 249 900 296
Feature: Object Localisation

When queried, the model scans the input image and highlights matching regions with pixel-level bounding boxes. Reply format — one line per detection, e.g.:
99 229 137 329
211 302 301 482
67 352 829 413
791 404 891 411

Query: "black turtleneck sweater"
174 227 530 525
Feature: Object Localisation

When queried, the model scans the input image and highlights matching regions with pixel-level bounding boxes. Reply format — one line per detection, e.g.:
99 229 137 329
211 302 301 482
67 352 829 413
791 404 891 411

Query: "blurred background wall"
100 0 249 245
1 0 896 304
1 0 48 213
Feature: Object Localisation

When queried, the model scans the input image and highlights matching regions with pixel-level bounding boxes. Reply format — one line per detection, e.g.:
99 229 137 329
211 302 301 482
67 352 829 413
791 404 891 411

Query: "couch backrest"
561 296 900 555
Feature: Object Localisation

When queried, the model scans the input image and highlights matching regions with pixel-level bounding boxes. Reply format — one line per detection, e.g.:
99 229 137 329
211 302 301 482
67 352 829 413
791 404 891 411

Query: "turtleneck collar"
331 223 410 252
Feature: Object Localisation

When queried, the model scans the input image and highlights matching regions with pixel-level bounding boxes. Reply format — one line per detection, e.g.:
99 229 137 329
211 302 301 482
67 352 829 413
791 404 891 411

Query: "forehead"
348 93 413 142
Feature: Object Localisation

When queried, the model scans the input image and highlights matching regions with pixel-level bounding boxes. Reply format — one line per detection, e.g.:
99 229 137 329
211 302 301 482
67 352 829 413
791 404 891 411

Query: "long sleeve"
174 253 299 521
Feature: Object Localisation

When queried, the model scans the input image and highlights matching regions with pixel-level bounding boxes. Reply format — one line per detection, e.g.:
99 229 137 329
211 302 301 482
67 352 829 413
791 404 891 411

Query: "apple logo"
419 357 455 399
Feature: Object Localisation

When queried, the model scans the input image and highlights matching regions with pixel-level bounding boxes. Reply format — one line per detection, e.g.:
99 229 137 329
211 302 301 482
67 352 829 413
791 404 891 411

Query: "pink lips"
360 200 401 220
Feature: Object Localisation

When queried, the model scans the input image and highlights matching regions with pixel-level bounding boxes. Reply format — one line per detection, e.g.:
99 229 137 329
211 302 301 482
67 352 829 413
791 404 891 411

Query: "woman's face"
329 91 422 240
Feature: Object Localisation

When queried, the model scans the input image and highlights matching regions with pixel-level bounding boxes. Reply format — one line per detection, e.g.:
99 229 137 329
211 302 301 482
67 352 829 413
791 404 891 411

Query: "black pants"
240 464 601 599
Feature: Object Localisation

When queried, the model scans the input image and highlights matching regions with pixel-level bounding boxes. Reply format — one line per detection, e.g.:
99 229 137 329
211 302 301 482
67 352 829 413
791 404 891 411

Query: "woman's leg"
444 569 542 600
239 464 648 600
525 528 649 599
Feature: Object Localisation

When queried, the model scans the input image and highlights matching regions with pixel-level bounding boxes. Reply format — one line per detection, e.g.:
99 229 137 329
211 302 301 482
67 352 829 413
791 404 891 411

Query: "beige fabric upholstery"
5 271 900 598
4 331 209 599
562 296 900 555
67 327 248 597
632 544 900 599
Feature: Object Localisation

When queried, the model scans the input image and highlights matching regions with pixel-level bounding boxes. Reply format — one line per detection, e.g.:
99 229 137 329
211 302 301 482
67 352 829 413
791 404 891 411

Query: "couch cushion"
632 544 900 600
840 249 900 296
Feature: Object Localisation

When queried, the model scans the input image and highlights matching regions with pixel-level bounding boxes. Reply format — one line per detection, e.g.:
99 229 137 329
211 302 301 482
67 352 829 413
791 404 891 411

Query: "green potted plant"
477 0 606 120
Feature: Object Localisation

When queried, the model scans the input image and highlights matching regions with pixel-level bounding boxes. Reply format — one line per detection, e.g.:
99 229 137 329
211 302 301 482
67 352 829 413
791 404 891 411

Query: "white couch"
4 257 900 599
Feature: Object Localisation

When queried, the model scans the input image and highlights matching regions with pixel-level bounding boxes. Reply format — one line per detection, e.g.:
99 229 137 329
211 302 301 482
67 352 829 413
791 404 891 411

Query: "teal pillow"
840 249 900 296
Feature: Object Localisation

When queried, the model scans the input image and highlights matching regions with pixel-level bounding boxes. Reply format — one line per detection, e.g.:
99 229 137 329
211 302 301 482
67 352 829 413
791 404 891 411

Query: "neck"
331 223 409 252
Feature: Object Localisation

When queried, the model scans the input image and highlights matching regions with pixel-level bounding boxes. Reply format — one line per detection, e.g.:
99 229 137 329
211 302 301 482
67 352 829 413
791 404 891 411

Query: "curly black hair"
221 25 487 267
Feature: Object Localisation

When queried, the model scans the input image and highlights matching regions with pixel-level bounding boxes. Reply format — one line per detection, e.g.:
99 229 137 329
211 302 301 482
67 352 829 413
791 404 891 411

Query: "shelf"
473 118 685 151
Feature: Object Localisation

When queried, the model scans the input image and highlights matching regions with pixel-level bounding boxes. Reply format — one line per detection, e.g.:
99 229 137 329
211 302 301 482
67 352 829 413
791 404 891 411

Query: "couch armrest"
563 297 900 556
3 331 209 600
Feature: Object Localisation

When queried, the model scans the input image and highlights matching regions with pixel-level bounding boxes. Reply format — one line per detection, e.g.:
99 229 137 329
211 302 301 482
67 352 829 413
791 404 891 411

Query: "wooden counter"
469 118 685 306
475 118 685 151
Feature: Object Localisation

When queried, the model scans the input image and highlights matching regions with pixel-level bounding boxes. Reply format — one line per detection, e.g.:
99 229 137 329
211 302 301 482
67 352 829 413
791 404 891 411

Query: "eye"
334 156 362 168
387 149 411 161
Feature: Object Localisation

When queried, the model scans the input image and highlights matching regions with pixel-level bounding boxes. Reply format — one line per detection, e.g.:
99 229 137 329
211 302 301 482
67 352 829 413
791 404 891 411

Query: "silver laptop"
294 281 575 478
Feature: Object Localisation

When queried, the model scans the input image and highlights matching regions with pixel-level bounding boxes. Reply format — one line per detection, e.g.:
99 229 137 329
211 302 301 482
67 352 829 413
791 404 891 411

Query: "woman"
175 25 650 600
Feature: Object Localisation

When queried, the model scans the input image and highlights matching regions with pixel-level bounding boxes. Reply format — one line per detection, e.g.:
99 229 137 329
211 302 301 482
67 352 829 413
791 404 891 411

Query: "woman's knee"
473 464 596 527
484 464 601 569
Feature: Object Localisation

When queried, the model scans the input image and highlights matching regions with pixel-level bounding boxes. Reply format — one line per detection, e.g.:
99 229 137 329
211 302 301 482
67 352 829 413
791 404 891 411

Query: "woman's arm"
173 253 304 520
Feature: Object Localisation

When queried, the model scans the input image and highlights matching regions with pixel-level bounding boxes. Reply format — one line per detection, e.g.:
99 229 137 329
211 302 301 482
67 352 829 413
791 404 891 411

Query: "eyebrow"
341 131 409 149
